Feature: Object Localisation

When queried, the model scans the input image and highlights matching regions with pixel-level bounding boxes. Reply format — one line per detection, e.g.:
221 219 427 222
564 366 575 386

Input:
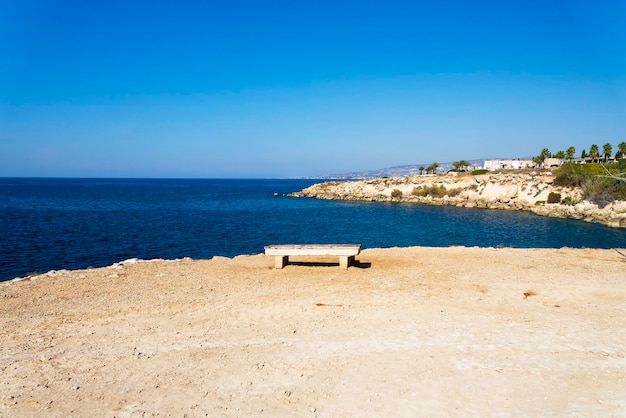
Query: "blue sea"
1 177 624 282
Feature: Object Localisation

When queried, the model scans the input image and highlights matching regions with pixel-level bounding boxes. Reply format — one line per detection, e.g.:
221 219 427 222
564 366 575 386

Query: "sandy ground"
1 246 625 417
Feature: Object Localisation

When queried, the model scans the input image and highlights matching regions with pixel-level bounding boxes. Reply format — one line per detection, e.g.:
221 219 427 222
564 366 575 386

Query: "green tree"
589 144 600 163
554 150 565 159
459 160 471 171
418 166 425 175
452 160 471 171
566 146 576 161
581 149 587 159
618 142 626 160
426 162 440 174
534 148 551 167
603 142 613 162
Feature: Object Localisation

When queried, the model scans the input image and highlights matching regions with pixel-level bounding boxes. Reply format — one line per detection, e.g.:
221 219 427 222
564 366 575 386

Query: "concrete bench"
264 244 361 269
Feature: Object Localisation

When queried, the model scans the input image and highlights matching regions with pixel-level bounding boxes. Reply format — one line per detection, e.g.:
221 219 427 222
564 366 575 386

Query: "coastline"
290 172 626 228
2 246 625 416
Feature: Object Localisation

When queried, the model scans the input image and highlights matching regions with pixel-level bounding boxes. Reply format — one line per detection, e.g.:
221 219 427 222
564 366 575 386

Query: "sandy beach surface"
1 247 625 417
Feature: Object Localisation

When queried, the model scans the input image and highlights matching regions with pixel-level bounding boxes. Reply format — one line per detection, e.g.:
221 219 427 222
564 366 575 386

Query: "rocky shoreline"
291 171 626 228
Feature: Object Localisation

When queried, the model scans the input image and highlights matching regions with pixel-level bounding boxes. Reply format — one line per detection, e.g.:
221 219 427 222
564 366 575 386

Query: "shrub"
547 192 561 204
582 177 626 204
535 200 546 206
554 162 626 203
446 187 463 197
561 196 581 206
431 186 448 198
411 185 463 198
411 187 424 196
411 185 448 198
471 169 489 175
391 189 403 198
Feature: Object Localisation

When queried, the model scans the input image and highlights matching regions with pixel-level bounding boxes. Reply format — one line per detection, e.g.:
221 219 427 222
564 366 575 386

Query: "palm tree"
618 142 626 160
534 148 551 168
603 143 613 162
426 162 440 174
589 144 600 163
418 166 425 175
554 150 565 160
452 160 472 171
566 146 576 161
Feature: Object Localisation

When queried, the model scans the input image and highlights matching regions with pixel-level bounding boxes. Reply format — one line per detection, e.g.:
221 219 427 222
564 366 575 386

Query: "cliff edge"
291 172 626 228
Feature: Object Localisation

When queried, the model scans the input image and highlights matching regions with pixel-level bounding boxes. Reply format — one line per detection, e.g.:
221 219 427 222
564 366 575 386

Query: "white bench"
264 244 361 269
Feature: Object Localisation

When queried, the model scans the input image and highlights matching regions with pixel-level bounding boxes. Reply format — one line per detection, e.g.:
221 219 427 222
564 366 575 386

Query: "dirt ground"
1 247 625 417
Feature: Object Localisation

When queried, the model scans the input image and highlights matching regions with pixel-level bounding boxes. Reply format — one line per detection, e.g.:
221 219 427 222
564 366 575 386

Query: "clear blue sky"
1 0 625 178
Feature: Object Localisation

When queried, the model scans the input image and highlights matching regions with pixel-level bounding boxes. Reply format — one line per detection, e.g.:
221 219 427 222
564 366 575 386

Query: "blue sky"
1 0 625 178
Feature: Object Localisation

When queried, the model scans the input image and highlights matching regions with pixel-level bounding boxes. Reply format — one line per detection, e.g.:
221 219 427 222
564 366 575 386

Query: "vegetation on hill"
412 185 463 198
554 160 626 203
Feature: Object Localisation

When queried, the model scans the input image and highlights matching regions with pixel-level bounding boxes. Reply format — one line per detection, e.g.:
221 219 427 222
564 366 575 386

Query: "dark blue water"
1 178 624 281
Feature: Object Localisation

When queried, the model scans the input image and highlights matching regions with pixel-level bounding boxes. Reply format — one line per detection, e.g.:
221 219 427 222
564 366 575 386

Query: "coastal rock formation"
291 172 626 228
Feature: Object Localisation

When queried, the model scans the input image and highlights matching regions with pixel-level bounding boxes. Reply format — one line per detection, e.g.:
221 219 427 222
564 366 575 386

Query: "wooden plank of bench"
265 244 361 269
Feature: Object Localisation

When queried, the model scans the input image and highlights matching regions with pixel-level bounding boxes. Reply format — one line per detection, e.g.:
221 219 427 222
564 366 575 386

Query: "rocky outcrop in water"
291 172 626 228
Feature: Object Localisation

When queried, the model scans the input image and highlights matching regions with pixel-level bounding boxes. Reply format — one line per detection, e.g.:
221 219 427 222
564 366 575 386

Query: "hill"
313 159 486 179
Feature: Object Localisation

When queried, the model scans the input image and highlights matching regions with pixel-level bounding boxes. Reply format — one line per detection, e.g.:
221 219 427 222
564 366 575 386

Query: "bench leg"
275 256 288 269
339 255 355 269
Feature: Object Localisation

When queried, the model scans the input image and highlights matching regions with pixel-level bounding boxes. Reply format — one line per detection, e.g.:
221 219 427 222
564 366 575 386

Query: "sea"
1 177 625 282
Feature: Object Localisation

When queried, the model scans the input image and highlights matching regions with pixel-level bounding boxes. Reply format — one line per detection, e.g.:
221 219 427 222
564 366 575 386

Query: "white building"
483 159 534 171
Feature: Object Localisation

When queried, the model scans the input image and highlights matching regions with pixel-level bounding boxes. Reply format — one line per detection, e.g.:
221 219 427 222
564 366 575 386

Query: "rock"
290 173 624 228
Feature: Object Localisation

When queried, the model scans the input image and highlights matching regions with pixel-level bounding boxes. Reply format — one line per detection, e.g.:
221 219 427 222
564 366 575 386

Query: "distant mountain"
314 159 486 180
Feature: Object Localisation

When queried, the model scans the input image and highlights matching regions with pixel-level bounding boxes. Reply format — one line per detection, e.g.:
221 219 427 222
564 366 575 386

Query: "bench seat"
264 244 361 269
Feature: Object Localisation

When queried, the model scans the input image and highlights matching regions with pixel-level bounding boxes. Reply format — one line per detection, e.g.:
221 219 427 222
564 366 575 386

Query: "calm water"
1 177 624 281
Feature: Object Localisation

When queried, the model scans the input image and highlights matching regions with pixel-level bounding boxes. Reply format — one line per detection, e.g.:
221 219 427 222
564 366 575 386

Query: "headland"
290 171 626 228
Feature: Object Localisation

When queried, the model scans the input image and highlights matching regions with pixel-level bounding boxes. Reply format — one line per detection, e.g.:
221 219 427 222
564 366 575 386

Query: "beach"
1 247 625 416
